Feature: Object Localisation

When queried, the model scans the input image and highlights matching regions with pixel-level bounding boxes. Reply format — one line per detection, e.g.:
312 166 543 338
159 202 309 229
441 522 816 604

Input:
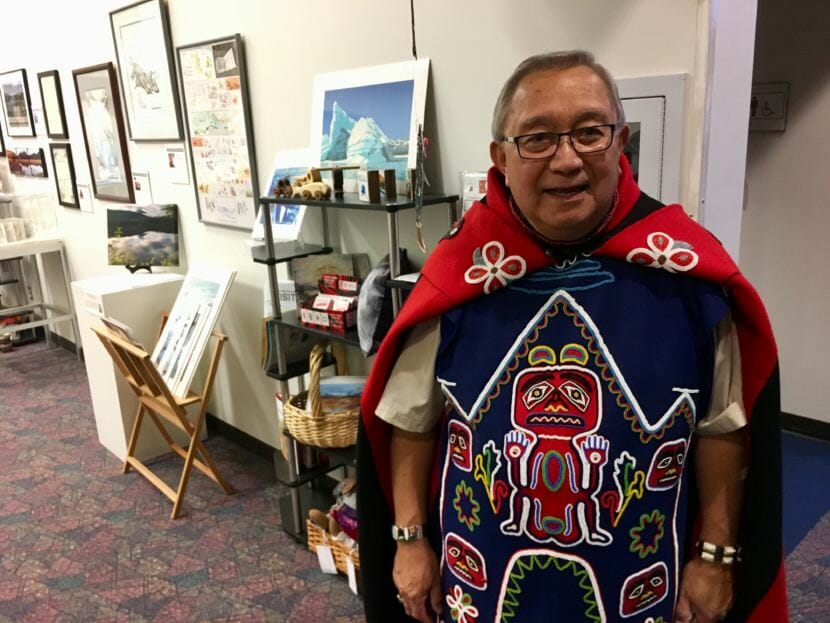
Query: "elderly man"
357 51 786 623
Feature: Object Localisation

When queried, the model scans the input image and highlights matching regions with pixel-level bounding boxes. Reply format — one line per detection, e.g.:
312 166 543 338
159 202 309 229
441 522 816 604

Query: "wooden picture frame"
72 63 134 203
177 34 259 230
0 68 36 137
110 0 183 141
37 70 69 139
49 143 80 208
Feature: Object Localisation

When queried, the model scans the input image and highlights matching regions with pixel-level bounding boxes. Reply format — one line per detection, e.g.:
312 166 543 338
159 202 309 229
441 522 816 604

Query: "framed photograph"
77 183 94 213
37 71 69 139
73 62 134 203
750 82 789 132
309 58 429 187
177 34 259 230
7 147 47 177
110 0 182 141
107 203 179 266
49 143 79 208
0 69 36 137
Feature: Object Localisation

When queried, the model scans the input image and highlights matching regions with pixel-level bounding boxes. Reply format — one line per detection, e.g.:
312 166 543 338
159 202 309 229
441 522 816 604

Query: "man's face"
490 66 629 242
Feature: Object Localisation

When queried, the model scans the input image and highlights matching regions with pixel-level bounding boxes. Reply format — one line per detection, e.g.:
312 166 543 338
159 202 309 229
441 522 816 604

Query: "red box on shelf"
318 273 360 296
299 303 357 333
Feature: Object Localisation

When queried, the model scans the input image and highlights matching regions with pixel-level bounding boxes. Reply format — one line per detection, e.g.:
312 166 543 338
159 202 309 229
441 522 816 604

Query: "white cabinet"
71 273 192 461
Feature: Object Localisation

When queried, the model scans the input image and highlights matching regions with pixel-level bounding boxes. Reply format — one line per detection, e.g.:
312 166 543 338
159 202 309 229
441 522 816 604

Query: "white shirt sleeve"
375 316 445 433
695 313 748 435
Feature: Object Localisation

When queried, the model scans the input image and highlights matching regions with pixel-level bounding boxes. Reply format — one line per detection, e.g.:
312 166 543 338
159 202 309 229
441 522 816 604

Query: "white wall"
740 0 830 423
1 0 710 447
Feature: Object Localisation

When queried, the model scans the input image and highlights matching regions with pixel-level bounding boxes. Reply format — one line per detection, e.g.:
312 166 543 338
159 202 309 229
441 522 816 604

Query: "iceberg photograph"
319 79 415 179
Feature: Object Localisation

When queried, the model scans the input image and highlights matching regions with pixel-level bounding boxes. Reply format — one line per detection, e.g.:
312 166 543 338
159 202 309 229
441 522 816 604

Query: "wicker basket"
307 519 360 576
284 341 359 448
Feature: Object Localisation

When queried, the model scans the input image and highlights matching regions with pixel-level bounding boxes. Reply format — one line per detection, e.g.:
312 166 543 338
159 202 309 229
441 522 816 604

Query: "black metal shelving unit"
255 190 458 542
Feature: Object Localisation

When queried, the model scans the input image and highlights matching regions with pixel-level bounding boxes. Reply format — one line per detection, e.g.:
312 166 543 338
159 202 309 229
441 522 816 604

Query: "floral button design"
626 232 699 273
464 241 527 294
446 584 479 623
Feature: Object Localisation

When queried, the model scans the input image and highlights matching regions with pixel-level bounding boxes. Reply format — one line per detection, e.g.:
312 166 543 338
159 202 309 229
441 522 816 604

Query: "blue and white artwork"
256 148 311 241
320 80 414 179
310 59 429 185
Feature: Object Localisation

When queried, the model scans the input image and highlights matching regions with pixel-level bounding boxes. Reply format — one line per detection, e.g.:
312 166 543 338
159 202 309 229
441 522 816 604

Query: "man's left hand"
674 559 734 623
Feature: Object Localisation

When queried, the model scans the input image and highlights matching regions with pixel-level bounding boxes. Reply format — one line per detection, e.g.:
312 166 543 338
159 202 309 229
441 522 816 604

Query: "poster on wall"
73 62 134 203
177 34 259 230
0 69 36 137
165 145 189 184
309 58 429 187
131 171 153 204
110 0 183 141
77 184 94 213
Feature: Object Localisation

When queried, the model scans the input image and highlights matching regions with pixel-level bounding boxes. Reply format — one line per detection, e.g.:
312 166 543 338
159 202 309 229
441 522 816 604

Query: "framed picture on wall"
110 0 183 141
49 143 80 208
37 71 69 139
7 147 47 177
177 34 259 230
0 69 36 137
72 62 134 203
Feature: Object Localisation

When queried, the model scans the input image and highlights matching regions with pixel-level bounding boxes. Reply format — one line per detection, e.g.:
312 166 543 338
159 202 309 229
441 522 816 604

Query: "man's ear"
618 124 631 149
490 141 508 177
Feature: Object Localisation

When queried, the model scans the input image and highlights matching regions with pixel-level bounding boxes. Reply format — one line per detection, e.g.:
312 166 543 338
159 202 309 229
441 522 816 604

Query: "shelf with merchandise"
255 191 459 543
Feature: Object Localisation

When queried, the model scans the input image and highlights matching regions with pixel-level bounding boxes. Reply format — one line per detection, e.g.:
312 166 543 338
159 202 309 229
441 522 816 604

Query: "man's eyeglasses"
502 124 620 160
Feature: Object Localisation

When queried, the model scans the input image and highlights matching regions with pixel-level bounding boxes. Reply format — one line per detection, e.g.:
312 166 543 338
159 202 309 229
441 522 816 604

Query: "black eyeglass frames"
502 123 620 160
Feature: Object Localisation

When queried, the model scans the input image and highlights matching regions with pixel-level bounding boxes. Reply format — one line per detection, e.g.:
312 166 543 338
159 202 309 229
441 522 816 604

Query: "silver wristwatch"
391 524 425 542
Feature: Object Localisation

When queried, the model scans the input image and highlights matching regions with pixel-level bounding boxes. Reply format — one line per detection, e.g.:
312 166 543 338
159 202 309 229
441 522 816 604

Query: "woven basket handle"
307 341 327 418
306 340 351 419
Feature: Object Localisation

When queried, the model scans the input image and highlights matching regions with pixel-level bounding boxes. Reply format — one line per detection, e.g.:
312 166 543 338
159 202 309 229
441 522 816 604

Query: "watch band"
391 524 425 542
696 540 741 565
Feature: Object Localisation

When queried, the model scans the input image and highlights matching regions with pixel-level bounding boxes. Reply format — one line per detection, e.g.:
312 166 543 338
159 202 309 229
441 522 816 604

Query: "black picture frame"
176 34 259 230
0 68 36 137
49 143 80 208
37 70 69 140
72 62 135 203
110 0 183 141
0 122 5 154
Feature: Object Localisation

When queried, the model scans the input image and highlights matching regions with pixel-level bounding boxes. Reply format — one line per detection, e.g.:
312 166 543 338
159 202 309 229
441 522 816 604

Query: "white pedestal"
72 273 197 462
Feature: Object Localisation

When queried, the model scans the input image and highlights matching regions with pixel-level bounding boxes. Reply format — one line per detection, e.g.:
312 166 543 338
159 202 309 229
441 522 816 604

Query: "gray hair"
491 50 625 139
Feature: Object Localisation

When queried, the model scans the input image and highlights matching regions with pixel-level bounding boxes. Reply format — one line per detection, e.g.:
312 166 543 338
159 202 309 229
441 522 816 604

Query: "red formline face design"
445 532 487 590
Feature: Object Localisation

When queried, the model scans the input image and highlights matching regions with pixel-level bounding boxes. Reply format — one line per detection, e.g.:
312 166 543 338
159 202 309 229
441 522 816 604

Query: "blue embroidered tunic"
433 256 728 622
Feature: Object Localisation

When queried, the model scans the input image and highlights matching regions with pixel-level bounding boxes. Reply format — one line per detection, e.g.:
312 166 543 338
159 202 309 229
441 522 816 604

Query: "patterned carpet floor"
0 343 364 622
0 343 827 621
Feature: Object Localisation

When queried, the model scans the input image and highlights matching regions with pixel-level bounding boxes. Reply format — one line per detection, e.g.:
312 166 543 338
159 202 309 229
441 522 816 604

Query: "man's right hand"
393 539 443 623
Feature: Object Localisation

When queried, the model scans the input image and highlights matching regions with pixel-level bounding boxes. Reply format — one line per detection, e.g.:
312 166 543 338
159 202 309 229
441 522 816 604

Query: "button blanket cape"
357 157 787 622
